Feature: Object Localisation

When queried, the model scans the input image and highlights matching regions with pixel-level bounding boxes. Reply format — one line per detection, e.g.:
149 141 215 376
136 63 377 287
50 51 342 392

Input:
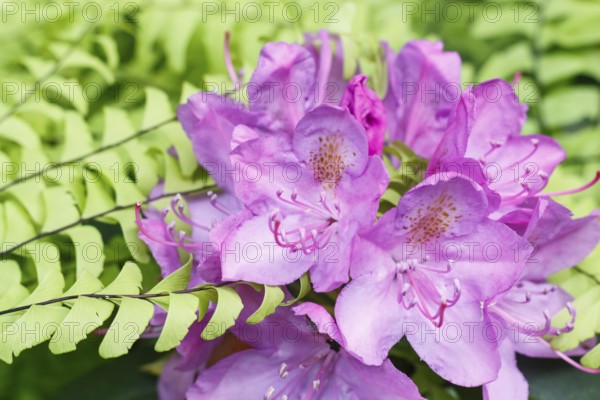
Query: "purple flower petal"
293 104 369 182
220 213 315 285
482 339 528 400
387 41 461 158
340 74 386 155
335 271 405 366
406 294 502 387
395 176 489 240
323 354 424 399
248 42 316 134
137 213 181 277
178 93 258 190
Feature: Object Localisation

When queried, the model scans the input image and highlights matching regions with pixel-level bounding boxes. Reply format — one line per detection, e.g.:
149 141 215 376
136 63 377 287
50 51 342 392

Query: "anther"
401 282 411 296
313 380 321 390
264 386 275 400
278 363 288 378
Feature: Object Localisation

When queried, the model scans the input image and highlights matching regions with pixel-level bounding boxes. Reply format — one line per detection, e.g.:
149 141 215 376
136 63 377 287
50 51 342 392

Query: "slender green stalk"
0 24 94 126
0 117 177 193
0 281 232 317
0 184 218 257
574 266 600 286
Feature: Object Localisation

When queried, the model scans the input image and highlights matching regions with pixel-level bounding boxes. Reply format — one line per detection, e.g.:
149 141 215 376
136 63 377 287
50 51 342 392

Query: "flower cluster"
136 31 600 399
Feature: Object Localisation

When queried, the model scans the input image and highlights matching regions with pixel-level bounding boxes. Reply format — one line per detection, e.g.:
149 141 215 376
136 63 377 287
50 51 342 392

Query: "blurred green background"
0 0 599 399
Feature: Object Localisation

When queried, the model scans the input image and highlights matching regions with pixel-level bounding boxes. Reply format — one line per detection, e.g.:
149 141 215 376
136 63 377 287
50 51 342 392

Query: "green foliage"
246 285 285 324
0 258 292 364
283 272 313 306
543 151 600 364
519 355 600 400
200 286 244 340
380 141 428 213
99 297 155 359
154 293 199 352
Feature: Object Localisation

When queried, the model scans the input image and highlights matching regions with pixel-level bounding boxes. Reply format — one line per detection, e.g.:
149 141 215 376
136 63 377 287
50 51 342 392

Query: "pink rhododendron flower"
140 32 600 400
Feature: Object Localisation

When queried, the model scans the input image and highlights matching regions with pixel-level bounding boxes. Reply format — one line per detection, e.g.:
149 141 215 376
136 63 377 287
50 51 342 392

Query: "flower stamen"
395 258 461 327
538 171 600 197
269 190 340 254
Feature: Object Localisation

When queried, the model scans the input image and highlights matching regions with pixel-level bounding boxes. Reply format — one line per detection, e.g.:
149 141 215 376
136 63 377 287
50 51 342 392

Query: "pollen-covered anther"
452 278 462 299
514 137 540 165
264 386 275 400
555 302 577 335
400 282 411 296
279 363 288 378
480 140 504 163
206 191 234 215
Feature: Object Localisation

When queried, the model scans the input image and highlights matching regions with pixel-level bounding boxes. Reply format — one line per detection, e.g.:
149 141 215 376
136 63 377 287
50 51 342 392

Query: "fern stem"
0 24 95 127
0 282 231 317
0 184 218 257
574 266 600 286
0 116 177 193
531 0 546 134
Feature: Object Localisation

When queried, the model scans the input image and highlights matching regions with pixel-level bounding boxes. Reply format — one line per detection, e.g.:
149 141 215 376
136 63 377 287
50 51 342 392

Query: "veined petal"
395 176 489 242
323 354 424 400
350 216 399 278
293 105 369 187
388 40 462 158
178 93 257 190
248 42 316 134
336 156 390 228
293 302 345 344
158 354 198 400
522 201 600 280
498 197 600 281
464 79 527 157
309 231 353 293
436 219 530 301
407 294 502 387
303 31 345 106
229 133 307 212
482 339 528 400
493 281 574 358
220 213 314 285
335 271 404 366
187 347 284 399
428 79 530 183
426 95 473 174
